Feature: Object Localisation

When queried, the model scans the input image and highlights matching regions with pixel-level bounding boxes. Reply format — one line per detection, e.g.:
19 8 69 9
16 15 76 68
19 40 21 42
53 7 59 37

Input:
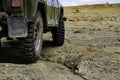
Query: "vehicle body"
0 0 65 63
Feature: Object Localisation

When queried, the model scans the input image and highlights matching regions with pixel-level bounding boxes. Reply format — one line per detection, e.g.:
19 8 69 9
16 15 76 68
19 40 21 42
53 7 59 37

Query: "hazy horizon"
59 0 120 6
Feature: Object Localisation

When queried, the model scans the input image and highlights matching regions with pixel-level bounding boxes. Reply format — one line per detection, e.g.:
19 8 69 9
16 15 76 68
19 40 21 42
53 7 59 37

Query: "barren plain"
0 3 120 80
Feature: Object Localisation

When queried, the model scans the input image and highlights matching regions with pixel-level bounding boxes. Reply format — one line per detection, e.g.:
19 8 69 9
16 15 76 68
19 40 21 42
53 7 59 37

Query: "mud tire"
19 11 43 63
51 15 65 46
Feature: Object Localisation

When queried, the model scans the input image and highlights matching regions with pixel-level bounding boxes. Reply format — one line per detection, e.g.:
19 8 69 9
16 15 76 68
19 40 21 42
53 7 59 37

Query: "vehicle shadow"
0 40 54 64
0 47 22 63
43 40 55 48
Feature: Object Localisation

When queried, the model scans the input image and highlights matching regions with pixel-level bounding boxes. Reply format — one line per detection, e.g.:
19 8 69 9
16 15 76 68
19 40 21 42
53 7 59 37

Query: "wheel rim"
34 12 43 56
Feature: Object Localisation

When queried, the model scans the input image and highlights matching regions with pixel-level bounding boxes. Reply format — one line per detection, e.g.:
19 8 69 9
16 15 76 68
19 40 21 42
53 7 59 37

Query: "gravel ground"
0 4 120 80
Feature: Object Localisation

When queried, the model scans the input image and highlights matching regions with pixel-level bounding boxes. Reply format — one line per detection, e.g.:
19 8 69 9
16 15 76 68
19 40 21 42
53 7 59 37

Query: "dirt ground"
0 3 120 80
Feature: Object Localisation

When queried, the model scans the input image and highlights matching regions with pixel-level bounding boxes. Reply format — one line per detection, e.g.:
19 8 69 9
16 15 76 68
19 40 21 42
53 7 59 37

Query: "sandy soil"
0 3 120 80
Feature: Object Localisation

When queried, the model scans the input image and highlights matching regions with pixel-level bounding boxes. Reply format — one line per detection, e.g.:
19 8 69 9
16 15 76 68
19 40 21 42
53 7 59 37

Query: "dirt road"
0 4 120 80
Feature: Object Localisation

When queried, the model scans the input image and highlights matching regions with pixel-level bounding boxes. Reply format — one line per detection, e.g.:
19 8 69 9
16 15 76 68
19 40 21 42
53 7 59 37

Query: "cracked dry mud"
0 4 120 80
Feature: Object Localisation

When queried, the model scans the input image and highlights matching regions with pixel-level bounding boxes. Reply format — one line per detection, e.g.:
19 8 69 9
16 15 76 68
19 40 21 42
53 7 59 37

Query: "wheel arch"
60 6 64 17
37 2 48 31
60 6 67 21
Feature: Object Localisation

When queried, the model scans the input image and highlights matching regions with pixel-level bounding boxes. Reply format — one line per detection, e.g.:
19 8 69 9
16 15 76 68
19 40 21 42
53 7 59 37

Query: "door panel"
53 0 59 26
46 0 55 26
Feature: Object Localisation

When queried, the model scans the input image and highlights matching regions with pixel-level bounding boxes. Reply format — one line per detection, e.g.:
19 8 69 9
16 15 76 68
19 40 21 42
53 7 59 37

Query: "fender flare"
31 1 48 30
37 2 48 29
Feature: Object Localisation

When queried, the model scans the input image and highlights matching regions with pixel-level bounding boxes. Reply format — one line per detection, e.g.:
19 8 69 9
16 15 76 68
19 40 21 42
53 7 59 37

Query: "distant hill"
63 3 120 27
64 3 120 22
64 3 120 9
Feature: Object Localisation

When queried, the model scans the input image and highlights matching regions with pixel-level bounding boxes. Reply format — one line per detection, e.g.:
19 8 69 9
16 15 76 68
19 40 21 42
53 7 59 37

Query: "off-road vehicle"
0 0 65 63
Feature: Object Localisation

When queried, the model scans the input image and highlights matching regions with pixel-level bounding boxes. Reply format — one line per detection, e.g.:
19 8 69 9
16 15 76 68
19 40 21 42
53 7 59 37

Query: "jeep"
0 0 65 63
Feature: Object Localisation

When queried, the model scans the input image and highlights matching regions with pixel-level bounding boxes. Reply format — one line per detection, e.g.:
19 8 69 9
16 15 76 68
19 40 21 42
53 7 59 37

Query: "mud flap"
7 16 28 38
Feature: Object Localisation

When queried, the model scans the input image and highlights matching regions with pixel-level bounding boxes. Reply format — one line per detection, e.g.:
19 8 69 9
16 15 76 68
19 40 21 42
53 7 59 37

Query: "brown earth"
0 3 120 80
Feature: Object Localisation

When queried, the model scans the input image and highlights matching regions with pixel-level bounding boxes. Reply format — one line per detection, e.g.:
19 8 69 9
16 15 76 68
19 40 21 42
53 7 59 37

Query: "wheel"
51 14 65 46
19 10 43 63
